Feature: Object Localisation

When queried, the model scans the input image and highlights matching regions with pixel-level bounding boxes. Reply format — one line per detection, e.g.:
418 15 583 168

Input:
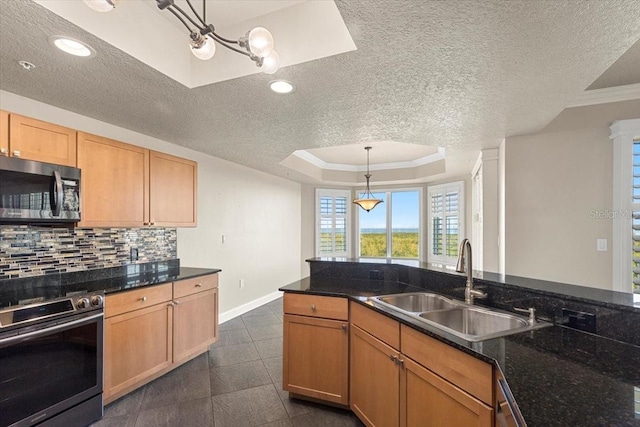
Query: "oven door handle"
50 170 63 217
0 312 103 346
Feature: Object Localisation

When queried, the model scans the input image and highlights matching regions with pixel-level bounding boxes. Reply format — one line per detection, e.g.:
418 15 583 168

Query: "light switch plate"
597 239 607 252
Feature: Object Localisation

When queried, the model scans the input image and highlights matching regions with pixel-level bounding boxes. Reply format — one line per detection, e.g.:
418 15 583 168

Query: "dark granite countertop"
280 276 640 426
0 260 221 309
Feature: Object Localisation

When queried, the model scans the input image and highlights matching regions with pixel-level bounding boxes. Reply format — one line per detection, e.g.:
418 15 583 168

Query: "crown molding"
292 148 446 172
566 83 640 108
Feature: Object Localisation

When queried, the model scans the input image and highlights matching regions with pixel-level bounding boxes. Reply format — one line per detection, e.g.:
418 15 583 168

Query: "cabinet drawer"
173 274 218 299
350 301 400 350
284 293 348 321
401 324 493 405
106 283 172 318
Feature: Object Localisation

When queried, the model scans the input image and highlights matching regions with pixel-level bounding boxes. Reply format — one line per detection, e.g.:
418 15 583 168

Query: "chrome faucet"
456 239 487 304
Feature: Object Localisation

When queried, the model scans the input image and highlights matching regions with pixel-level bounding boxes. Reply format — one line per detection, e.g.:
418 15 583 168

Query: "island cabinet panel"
149 151 197 227
3 113 77 166
350 324 401 427
402 357 493 427
104 298 172 401
77 132 149 227
284 293 348 320
173 288 218 363
401 325 493 405
283 314 349 404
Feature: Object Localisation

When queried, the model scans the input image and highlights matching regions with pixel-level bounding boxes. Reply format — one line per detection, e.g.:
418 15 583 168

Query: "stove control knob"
77 298 91 309
91 295 104 307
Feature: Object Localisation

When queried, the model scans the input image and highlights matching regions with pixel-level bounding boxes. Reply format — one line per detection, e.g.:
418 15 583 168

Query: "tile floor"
91 297 365 427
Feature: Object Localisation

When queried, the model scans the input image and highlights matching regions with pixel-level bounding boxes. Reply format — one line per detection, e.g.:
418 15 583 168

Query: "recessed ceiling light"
270 80 294 94
49 36 96 58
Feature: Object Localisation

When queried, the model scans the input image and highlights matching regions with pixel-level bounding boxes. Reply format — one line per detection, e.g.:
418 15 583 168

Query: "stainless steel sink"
418 306 548 341
370 292 461 314
369 292 551 342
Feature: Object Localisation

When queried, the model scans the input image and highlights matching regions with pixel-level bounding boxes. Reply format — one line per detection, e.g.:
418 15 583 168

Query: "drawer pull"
139 296 147 302
0 148 7 156
12 150 21 157
174 300 180 305
389 354 398 363
195 283 202 288
310 304 316 311
341 324 347 331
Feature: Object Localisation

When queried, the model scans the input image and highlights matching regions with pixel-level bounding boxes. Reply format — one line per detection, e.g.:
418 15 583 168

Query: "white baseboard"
219 290 283 324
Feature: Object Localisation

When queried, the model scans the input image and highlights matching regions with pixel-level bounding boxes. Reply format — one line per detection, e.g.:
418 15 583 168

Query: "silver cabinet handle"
0 148 8 156
310 304 316 311
195 283 202 288
174 300 180 305
389 354 398 362
12 150 20 157
341 324 347 331
139 296 147 302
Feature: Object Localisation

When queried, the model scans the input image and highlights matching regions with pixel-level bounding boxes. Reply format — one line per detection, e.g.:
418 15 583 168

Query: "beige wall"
1 90 302 314
504 100 640 289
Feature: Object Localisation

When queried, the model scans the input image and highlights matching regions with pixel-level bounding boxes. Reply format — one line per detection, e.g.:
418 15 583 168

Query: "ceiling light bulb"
190 35 216 61
247 27 274 58
261 51 280 75
49 36 95 57
270 80 294 94
83 0 118 12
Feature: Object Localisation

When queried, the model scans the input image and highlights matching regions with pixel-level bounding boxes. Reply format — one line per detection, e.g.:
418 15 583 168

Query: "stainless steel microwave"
0 156 81 223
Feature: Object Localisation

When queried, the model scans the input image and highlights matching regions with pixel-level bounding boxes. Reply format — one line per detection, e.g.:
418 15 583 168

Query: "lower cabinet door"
283 314 349 404
104 303 173 400
350 324 400 427
173 288 218 363
402 357 493 427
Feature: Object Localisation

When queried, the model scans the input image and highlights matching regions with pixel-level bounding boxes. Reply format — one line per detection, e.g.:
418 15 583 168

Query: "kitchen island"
280 259 640 426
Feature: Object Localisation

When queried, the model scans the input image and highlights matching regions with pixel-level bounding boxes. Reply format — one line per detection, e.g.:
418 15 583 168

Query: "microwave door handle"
50 170 63 216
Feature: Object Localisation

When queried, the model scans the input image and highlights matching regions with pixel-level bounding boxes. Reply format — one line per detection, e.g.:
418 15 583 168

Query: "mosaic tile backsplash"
0 225 177 279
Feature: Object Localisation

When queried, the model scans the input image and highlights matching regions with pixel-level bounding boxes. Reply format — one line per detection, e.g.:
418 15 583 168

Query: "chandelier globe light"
353 146 384 212
83 0 279 73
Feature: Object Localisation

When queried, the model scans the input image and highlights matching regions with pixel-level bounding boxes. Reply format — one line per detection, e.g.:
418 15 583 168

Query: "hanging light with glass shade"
83 0 280 74
353 146 383 212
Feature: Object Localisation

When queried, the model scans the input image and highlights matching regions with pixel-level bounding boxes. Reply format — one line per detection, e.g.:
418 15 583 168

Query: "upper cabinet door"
0 110 8 155
77 132 149 227
8 114 77 166
149 151 197 227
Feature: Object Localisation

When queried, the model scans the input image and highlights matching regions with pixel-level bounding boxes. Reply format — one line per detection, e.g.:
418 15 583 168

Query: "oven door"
0 312 103 427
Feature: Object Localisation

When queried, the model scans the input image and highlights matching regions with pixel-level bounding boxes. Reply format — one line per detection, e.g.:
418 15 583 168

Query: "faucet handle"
514 307 536 325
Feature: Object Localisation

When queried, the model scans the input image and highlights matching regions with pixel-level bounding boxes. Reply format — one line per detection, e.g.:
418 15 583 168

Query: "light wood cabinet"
350 324 401 427
283 293 349 405
78 133 197 227
1 112 76 166
348 301 493 427
104 285 173 401
150 151 197 227
77 132 149 227
104 274 219 404
403 357 493 427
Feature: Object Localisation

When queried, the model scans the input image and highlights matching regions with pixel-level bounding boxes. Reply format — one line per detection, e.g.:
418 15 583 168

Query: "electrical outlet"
369 270 384 280
239 279 245 288
130 247 139 261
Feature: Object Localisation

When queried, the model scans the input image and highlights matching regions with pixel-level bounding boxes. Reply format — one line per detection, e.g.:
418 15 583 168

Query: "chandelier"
82 0 280 74
353 146 383 212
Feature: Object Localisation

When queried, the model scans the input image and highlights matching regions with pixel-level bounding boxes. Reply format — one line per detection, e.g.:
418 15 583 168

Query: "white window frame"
315 189 351 257
611 118 640 293
427 181 465 266
355 187 423 260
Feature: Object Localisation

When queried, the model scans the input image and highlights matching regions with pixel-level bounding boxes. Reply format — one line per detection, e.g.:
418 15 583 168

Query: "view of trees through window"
359 190 420 258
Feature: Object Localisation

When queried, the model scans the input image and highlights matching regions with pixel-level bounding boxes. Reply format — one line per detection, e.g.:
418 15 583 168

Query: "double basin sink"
370 292 550 342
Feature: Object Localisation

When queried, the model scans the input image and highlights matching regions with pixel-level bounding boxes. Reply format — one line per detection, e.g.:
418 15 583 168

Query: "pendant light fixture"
354 146 383 212
83 0 280 74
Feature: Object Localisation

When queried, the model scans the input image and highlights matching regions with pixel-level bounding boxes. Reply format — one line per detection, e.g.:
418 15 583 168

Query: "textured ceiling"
587 38 640 90
1 0 639 184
